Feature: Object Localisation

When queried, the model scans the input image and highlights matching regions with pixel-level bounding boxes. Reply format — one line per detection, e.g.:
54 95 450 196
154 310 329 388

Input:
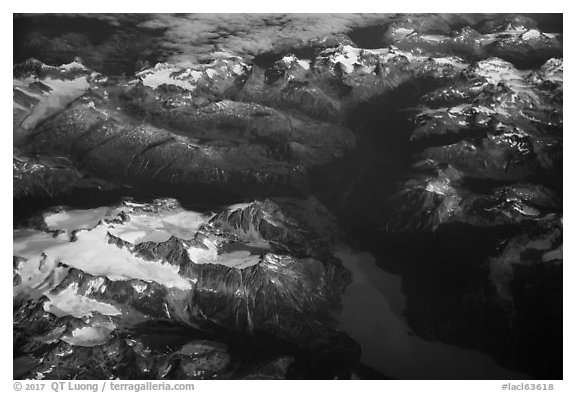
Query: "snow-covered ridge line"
136 59 251 91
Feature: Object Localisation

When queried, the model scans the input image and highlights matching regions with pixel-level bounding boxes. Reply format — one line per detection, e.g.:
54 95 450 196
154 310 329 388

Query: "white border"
2 3 571 392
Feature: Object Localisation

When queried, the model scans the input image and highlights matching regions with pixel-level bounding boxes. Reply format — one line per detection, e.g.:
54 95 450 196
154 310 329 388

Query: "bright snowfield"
13 200 271 348
14 202 266 293
13 62 90 131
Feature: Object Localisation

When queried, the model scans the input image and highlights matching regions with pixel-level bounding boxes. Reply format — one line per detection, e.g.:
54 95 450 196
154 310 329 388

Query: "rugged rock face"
307 16 562 379
14 198 359 379
384 18 562 69
385 55 562 233
14 56 360 200
14 13 562 380
14 293 297 380
13 149 116 201
14 18 562 206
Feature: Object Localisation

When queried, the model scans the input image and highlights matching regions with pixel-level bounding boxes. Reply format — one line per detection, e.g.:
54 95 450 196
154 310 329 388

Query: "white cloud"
137 14 395 63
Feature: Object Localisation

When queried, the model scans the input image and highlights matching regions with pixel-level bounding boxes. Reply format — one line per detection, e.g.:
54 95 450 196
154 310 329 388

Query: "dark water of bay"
336 248 528 380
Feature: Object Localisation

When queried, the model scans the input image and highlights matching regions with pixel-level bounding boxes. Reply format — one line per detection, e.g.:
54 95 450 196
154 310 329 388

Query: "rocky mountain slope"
14 13 562 379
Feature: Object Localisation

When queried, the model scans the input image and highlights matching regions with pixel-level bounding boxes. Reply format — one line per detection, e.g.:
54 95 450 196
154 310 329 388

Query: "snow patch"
15 76 89 130
333 45 360 73
227 202 254 211
297 59 311 70
139 64 198 91
44 207 111 234
109 210 208 244
61 325 113 347
132 282 148 294
59 61 87 71
522 29 541 40
393 27 415 39
186 238 261 269
44 286 121 318
15 224 193 290
231 64 244 74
